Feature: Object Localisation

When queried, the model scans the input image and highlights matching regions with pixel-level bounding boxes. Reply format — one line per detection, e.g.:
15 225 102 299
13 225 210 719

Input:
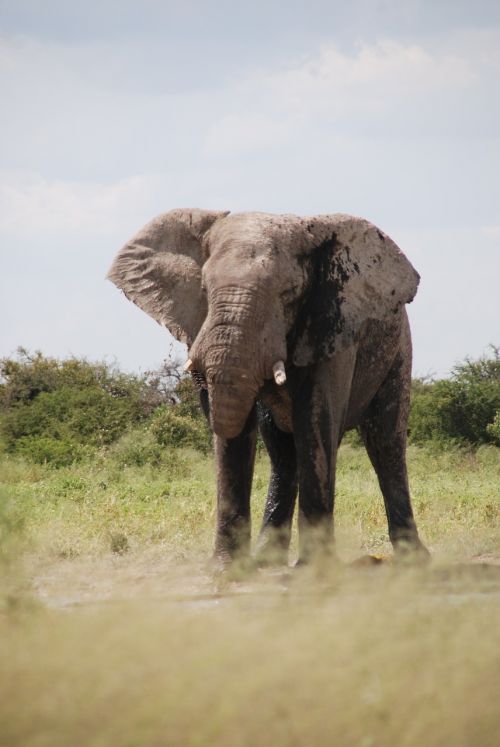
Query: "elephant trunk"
204 332 261 439
208 376 257 439
190 285 286 439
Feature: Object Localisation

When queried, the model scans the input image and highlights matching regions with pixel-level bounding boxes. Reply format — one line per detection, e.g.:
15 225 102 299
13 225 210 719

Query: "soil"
30 551 500 611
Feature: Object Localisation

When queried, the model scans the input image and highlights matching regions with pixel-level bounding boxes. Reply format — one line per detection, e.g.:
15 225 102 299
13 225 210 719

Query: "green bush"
2 386 142 448
0 349 151 410
410 347 500 446
0 349 213 465
14 436 82 467
0 350 173 465
174 377 206 419
149 406 211 453
486 411 500 445
0 382 149 464
109 428 164 467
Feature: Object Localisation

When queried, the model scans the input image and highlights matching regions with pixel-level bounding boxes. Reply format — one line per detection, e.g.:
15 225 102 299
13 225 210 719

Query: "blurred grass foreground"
0 348 499 746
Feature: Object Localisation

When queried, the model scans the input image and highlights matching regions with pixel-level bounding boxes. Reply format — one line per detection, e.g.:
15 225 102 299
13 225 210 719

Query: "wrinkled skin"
108 209 429 566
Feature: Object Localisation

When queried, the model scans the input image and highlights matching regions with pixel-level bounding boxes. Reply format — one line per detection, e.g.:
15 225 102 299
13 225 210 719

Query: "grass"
1 442 499 746
1 443 498 563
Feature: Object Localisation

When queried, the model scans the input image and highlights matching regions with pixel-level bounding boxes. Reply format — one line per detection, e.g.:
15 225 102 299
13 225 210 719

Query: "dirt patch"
29 551 500 611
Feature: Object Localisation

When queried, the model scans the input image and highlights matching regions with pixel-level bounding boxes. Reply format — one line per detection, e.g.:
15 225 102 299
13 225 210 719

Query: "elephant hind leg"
360 355 429 560
255 403 298 565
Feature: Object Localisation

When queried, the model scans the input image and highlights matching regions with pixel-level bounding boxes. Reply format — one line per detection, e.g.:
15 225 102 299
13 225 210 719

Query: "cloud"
0 172 161 239
2 28 499 236
481 225 500 244
263 39 475 105
204 33 499 154
1 28 499 189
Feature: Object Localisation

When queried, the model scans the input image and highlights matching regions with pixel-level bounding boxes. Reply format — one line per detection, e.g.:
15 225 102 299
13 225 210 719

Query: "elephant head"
108 208 419 438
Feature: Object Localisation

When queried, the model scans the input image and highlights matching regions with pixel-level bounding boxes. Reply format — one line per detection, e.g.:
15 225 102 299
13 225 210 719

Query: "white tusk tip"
184 358 194 372
272 361 287 386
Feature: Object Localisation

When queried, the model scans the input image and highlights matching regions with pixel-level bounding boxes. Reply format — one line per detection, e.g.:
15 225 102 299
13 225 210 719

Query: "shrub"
0 350 179 464
409 346 500 446
174 377 206 420
0 349 148 409
486 411 500 446
2 385 144 447
14 436 82 467
0 350 214 464
109 428 164 468
149 406 211 453
0 382 149 464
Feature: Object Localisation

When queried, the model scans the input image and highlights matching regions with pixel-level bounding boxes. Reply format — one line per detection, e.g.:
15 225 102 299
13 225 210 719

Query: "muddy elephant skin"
108 208 429 565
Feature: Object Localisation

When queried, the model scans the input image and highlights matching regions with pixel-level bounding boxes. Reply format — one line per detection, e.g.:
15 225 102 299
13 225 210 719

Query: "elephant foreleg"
213 406 257 565
255 404 298 565
293 375 339 564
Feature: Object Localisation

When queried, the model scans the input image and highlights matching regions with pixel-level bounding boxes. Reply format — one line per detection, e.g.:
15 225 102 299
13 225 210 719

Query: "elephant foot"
293 543 340 576
254 530 291 568
210 549 259 581
392 536 431 565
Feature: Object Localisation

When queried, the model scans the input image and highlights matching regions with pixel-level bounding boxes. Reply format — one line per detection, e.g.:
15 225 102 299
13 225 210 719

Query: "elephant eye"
281 286 299 304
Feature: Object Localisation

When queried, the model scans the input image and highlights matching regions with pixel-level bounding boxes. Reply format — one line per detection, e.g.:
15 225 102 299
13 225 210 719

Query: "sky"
1 0 499 378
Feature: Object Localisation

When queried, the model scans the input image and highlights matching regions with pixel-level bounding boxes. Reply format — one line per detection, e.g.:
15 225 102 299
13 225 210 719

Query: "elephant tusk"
184 358 194 372
273 361 287 386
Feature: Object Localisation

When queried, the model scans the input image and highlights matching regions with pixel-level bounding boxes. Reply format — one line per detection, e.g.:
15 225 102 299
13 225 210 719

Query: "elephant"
108 208 429 566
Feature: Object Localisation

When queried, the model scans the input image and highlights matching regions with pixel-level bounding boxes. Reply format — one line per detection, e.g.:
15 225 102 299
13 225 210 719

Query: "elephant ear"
292 214 420 366
107 208 229 346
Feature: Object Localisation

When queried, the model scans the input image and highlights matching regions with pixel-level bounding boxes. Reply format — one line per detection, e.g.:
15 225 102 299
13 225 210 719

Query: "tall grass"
1 444 499 746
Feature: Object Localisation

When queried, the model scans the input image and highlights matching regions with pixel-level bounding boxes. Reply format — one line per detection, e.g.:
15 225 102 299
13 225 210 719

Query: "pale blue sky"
1 0 499 377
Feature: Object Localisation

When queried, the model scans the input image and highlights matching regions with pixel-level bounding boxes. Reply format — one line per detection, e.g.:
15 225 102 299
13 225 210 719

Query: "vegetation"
0 347 499 747
0 348 211 465
1 346 498 470
1 443 499 747
1 442 498 565
409 346 500 447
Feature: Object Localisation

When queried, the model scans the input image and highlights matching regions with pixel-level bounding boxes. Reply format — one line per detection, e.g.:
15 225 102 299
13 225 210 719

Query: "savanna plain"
1 441 499 747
